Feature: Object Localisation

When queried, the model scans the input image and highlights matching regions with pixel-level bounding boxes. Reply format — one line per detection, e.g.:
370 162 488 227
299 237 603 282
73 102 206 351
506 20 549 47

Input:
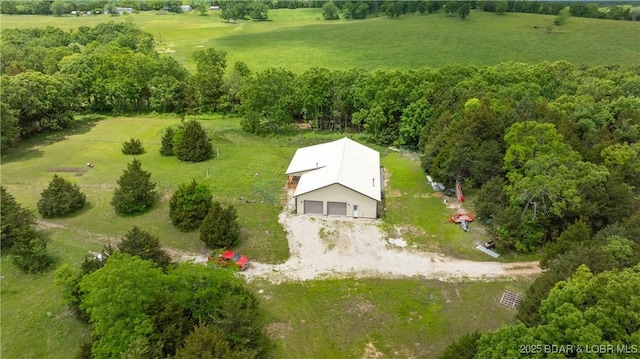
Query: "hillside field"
1 8 638 72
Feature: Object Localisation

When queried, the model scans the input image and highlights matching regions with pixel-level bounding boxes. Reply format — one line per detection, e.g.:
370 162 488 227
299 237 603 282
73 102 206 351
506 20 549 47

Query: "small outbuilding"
285 138 382 219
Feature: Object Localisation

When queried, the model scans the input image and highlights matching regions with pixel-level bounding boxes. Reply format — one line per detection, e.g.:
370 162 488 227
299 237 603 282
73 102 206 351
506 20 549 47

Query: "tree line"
3 1 638 21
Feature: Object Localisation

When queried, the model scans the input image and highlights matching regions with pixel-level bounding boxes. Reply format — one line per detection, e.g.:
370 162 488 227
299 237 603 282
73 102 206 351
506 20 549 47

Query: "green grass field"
1 115 534 358
1 9 638 72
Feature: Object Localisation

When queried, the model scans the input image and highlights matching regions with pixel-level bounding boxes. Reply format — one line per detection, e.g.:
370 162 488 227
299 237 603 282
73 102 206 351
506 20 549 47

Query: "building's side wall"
295 184 378 218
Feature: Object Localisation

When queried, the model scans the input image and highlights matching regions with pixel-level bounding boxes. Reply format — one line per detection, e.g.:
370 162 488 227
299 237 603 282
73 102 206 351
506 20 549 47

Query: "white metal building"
285 138 381 219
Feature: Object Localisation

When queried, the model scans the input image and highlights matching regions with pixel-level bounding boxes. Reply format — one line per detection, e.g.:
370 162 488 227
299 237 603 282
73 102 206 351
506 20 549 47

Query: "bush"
174 119 212 162
122 137 145 155
111 158 156 215
200 202 240 249
170 180 212 231
37 175 86 218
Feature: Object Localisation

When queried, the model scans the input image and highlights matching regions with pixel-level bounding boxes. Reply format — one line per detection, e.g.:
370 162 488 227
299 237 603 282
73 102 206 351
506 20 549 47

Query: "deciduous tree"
322 1 339 20
79 254 168 358
478 265 640 358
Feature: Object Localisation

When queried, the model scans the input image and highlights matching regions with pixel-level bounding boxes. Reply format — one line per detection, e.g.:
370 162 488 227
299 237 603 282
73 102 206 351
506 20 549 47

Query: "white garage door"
304 200 323 214
327 202 347 216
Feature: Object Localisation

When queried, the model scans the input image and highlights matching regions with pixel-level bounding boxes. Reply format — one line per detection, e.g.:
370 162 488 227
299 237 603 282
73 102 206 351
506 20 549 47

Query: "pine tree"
174 119 213 162
118 226 172 269
169 180 212 232
111 158 156 215
122 137 145 155
199 202 240 249
160 127 175 156
37 175 86 218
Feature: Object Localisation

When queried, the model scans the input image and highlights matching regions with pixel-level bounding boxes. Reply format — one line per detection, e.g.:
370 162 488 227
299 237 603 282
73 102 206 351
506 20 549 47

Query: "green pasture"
1 9 638 72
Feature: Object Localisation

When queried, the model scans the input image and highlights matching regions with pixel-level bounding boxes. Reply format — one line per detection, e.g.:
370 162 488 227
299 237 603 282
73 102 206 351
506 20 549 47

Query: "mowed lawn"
1 9 638 72
0 115 293 261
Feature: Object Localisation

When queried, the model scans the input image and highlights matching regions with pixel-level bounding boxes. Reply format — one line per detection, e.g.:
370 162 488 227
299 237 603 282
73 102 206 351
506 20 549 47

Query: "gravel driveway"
238 211 540 283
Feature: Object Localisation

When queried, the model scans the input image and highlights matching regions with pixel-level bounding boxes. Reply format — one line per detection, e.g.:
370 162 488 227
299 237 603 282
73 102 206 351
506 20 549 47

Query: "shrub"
122 137 145 155
37 175 86 218
111 158 156 215
200 202 240 249
174 119 212 162
170 180 212 232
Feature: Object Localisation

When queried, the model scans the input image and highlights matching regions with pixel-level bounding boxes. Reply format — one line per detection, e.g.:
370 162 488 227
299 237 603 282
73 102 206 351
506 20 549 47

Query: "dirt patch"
362 342 384 359
267 322 292 340
48 167 89 173
385 189 402 198
36 220 66 230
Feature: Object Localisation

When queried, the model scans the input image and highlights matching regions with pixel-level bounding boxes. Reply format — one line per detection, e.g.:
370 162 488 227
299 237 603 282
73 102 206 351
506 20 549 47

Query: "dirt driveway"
236 211 540 283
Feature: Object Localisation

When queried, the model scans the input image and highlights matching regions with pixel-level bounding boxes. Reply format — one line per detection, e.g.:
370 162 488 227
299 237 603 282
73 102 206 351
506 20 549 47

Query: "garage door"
304 200 323 214
327 202 347 216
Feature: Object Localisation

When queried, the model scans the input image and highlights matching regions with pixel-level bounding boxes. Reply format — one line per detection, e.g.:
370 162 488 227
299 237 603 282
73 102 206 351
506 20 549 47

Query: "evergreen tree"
175 119 213 162
160 127 175 156
200 202 240 249
1 186 36 251
111 158 156 215
1 187 54 272
118 226 172 269
122 137 145 155
37 175 86 218
169 180 212 232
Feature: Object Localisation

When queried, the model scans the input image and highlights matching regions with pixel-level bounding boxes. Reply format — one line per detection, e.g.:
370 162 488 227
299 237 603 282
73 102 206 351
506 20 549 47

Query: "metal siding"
303 200 323 214
327 202 347 216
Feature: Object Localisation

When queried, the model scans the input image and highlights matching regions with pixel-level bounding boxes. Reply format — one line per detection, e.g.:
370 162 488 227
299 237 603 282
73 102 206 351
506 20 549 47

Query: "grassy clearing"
0 115 291 261
252 277 533 358
1 9 638 72
0 116 536 358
